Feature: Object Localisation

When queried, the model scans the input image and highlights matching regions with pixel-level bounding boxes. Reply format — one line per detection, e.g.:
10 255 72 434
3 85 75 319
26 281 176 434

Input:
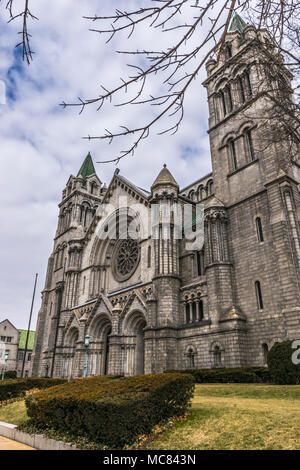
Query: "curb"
0 422 78 450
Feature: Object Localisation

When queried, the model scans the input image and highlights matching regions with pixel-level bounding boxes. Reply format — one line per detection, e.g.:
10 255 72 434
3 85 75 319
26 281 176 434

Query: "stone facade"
31 19 300 379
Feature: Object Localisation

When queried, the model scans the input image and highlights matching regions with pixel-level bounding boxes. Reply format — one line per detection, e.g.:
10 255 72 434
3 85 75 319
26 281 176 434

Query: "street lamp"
1 352 9 381
83 334 90 378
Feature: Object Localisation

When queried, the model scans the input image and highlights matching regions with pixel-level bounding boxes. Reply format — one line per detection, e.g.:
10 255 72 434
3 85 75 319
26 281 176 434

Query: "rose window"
113 239 139 281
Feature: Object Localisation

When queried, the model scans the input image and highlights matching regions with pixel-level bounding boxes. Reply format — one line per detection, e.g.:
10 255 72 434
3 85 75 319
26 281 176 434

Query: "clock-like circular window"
113 238 140 282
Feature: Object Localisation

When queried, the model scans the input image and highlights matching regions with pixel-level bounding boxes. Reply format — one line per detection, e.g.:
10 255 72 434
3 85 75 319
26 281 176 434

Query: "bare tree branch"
3 0 299 162
1 0 38 64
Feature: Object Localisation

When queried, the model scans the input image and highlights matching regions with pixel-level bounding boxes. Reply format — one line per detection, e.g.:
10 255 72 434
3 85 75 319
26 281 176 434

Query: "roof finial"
163 163 167 168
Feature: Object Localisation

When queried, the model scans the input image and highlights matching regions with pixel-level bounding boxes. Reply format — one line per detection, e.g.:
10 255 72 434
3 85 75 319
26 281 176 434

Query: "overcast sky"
0 0 213 329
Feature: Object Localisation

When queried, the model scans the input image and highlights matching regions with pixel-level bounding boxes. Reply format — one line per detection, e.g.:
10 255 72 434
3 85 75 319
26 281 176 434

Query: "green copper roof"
229 12 247 33
18 330 35 350
77 152 96 179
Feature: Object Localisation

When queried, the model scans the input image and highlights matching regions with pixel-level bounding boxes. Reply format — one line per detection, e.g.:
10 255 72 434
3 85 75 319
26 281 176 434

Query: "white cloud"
0 0 212 328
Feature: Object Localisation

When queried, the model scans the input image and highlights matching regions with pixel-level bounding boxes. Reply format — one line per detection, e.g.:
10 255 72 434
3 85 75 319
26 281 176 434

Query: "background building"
16 330 36 377
0 319 35 377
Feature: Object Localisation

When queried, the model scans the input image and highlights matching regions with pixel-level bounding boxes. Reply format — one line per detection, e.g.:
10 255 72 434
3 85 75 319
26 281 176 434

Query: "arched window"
256 217 264 242
189 190 196 201
61 208 68 231
84 206 88 226
255 281 264 310
225 43 232 59
262 343 268 365
198 186 205 201
187 348 195 368
229 139 237 171
238 76 245 103
185 300 190 323
207 180 214 196
237 71 252 103
244 70 252 97
224 85 233 113
67 204 73 228
60 246 65 268
198 299 204 321
54 250 59 269
80 203 91 227
196 250 205 276
213 345 222 367
192 300 197 322
220 90 227 116
245 129 255 161
147 245 151 268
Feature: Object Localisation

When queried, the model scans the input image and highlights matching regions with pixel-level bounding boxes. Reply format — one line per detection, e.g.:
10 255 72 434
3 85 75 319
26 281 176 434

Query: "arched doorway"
123 311 146 376
88 314 112 376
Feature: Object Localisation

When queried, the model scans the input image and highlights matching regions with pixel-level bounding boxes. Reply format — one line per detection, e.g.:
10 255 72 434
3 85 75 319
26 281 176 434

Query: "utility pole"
21 273 38 378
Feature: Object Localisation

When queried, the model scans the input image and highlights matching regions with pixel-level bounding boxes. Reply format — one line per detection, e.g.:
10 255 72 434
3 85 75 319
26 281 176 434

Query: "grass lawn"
149 384 300 450
0 400 28 427
0 384 299 450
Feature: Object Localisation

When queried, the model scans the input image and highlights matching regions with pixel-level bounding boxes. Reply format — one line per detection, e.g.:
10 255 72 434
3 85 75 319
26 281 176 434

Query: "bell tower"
203 13 298 205
203 13 300 334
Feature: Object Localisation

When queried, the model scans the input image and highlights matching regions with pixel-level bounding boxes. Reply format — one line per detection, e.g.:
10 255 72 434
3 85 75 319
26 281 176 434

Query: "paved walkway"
0 435 35 450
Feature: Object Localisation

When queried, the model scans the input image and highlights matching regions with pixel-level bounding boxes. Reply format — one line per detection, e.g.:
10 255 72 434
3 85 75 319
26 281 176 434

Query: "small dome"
151 164 179 190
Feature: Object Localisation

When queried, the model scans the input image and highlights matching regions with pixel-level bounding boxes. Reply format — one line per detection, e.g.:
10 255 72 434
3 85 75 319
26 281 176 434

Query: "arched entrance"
123 311 146 376
88 314 112 376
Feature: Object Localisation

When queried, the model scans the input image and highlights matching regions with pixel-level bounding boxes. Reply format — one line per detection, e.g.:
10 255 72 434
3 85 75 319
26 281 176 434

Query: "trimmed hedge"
0 378 67 403
2 370 17 379
166 367 272 383
25 373 194 448
267 340 300 385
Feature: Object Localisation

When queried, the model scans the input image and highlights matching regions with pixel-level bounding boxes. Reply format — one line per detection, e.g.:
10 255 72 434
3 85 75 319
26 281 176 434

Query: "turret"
147 164 180 371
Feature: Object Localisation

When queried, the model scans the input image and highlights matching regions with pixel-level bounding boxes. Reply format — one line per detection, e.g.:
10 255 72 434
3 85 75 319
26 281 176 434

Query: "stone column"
205 206 235 325
108 304 122 375
144 291 157 374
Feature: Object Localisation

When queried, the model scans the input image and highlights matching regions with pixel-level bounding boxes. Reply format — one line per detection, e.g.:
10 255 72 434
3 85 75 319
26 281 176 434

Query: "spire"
77 152 96 179
229 12 247 33
151 164 179 190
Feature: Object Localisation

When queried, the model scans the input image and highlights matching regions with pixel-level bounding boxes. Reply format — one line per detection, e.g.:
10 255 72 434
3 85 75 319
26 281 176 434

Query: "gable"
0 319 19 334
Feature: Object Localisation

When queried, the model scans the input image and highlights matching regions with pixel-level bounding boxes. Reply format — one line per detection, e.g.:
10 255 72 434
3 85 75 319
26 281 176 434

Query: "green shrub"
166 367 272 383
2 370 17 379
25 373 194 448
0 377 67 403
244 367 272 383
267 340 300 385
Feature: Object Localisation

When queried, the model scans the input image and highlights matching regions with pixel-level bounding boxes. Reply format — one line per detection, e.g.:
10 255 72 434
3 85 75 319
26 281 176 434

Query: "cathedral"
31 15 300 379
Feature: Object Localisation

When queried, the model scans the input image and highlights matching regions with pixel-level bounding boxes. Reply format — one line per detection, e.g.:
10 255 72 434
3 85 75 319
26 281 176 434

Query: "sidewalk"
0 435 35 450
